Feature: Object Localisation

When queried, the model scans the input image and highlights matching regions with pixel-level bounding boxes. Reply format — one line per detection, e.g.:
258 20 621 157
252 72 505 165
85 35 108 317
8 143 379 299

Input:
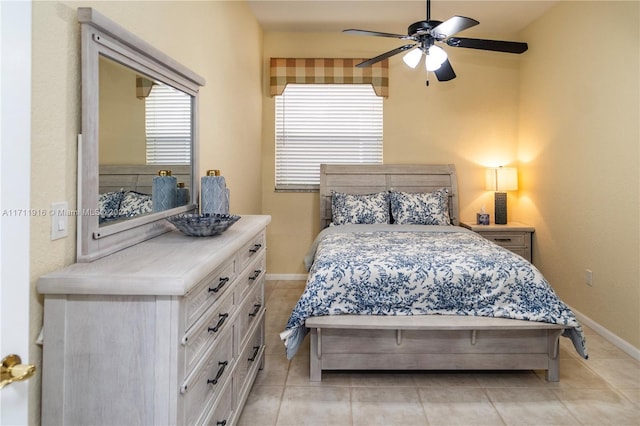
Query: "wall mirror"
77 8 205 262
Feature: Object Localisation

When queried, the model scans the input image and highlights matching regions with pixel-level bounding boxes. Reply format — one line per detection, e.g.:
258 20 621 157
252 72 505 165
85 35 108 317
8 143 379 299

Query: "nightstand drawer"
478 232 526 247
460 222 534 264
507 248 528 259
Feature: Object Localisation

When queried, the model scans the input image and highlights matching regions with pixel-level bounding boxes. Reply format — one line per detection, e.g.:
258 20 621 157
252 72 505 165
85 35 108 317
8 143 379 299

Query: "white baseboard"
569 305 640 361
266 273 308 281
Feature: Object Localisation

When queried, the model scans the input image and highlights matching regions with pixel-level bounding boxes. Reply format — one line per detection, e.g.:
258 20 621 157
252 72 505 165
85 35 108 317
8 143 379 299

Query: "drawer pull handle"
248 346 261 362
207 361 228 386
249 270 261 281
217 421 227 426
208 277 229 293
208 313 229 333
248 304 261 317
249 243 262 254
495 238 512 242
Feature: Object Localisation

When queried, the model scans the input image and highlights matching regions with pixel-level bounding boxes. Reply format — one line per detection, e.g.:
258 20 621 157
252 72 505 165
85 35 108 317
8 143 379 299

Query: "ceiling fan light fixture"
342 0 529 84
425 45 447 71
402 48 423 68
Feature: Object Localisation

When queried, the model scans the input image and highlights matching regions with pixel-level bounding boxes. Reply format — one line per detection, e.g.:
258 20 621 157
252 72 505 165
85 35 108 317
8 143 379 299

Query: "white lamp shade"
402 48 422 69
425 46 447 71
485 167 518 191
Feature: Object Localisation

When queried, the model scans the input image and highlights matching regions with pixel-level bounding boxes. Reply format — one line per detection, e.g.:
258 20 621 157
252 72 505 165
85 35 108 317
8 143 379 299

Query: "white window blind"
145 83 192 165
275 84 383 190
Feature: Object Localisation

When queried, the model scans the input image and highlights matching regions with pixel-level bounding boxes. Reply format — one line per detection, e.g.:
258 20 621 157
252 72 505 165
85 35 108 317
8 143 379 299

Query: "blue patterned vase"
152 170 177 212
201 170 230 215
176 182 190 206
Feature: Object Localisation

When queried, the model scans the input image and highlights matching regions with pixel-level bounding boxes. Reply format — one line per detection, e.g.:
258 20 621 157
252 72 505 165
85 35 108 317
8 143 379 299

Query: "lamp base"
495 192 507 224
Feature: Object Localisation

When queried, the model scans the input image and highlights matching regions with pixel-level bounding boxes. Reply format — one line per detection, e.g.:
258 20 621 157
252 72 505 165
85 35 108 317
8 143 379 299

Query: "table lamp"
485 167 518 224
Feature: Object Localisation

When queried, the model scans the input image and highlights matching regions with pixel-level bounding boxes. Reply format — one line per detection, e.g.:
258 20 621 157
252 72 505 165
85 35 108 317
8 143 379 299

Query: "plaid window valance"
270 58 389 98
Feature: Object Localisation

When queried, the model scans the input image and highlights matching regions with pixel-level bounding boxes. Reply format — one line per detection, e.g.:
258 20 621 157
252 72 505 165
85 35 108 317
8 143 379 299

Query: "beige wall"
261 32 523 274
99 57 146 164
517 1 639 348
30 1 262 423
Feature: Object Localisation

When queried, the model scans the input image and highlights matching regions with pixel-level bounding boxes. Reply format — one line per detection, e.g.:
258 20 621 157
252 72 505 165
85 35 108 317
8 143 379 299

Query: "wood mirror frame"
77 8 205 262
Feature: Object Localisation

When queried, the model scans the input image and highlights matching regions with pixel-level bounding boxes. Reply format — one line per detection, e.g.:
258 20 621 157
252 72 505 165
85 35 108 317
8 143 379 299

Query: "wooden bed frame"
306 164 565 382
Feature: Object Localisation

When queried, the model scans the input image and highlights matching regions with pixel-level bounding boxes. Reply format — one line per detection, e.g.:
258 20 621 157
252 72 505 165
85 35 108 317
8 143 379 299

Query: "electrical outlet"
585 269 593 287
51 202 69 240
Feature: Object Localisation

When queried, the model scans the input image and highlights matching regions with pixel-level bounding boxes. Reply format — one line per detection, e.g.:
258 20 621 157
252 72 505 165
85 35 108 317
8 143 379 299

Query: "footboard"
306 315 565 382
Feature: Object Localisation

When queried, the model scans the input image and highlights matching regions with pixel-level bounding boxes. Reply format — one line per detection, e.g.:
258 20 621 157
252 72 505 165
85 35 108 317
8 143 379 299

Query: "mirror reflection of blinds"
275 84 383 190
145 84 191 165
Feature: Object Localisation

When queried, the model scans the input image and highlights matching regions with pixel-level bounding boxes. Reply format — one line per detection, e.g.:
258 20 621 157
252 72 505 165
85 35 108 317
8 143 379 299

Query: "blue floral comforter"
280 224 588 360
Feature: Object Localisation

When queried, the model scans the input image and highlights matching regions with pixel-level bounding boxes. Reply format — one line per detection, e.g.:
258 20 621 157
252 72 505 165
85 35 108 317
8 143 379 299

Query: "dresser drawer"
184 259 236 330
236 280 264 349
182 288 235 375
181 329 234 426
237 231 266 273
202 376 234 426
235 318 264 404
478 232 526 248
237 251 266 300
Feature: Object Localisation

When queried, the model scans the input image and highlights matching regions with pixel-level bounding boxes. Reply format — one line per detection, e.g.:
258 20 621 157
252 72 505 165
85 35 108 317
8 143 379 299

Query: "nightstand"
460 221 535 263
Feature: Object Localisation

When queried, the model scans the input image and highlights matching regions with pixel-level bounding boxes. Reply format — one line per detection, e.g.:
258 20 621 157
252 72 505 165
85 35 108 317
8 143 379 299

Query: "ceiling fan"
343 0 528 83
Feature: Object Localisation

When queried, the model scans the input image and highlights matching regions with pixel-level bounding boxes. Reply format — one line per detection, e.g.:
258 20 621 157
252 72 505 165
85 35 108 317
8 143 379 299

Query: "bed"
97 164 190 223
280 164 587 382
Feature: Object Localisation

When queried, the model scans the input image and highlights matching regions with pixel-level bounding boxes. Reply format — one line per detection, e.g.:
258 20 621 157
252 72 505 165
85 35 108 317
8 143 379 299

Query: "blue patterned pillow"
118 191 152 218
331 191 390 225
390 188 451 225
98 191 124 221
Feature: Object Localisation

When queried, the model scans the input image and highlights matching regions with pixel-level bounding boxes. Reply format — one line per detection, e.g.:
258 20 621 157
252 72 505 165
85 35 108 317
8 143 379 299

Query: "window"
145 83 192 165
275 84 383 190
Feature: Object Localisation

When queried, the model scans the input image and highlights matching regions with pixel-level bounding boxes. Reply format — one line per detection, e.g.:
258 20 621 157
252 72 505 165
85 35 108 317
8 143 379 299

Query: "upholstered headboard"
99 164 191 194
319 164 459 229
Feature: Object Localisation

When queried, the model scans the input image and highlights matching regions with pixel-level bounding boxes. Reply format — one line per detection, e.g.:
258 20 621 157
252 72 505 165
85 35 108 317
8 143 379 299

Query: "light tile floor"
238 280 640 425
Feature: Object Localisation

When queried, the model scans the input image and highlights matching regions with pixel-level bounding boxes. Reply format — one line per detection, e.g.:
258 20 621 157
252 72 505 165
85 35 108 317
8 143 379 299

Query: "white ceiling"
247 0 557 38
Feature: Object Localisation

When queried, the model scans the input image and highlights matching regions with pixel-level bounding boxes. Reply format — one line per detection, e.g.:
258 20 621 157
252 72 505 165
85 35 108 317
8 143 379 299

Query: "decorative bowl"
166 213 241 237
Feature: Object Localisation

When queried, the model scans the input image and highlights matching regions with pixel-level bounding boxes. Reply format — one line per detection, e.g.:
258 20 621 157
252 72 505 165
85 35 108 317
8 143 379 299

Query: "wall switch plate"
51 202 69 240
585 269 593 287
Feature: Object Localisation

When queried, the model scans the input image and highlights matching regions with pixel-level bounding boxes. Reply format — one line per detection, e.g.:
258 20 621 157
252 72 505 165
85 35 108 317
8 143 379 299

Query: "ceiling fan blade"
446 37 528 54
434 58 456 81
343 29 412 39
431 16 479 39
356 44 416 67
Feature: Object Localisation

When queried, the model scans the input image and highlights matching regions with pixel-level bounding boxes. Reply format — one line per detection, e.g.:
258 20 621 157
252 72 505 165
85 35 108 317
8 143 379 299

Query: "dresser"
38 215 271 426
460 221 534 263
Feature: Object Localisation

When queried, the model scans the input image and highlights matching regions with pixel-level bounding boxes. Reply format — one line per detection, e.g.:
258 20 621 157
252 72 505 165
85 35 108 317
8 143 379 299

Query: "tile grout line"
414 381 432 426
270 280 287 426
